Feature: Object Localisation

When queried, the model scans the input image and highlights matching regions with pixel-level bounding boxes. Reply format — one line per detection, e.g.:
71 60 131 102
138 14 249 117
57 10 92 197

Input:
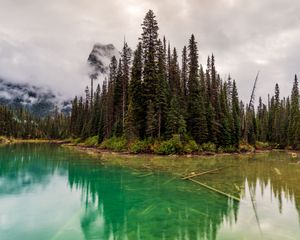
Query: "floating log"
187 178 241 201
182 167 226 180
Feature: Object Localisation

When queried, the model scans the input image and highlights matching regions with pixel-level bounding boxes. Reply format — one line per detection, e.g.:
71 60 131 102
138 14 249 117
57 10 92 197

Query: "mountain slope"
88 43 119 79
0 43 119 116
0 79 71 116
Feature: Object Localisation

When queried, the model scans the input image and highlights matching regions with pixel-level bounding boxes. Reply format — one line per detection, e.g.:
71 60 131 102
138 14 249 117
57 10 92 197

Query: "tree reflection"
1 145 300 239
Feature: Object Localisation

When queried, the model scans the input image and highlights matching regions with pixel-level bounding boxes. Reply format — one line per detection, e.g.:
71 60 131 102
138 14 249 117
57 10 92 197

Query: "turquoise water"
0 144 300 239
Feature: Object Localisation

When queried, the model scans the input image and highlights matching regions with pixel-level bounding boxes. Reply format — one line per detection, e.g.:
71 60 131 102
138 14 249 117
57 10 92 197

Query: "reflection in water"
0 144 300 239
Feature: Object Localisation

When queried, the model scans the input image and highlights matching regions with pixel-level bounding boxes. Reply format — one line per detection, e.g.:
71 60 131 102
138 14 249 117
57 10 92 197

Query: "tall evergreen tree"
187 34 208 144
288 75 300 148
141 9 159 105
121 42 131 129
156 39 169 138
231 80 240 147
128 43 144 138
141 10 160 137
181 46 188 99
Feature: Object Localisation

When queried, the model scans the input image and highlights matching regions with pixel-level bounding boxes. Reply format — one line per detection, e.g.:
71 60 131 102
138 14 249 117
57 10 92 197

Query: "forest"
1 10 300 154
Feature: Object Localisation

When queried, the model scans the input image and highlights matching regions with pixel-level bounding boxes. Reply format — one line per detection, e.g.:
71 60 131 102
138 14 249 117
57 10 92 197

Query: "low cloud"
0 0 299 102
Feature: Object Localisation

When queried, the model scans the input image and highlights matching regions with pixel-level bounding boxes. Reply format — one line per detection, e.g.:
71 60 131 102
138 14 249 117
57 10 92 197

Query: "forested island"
1 10 300 155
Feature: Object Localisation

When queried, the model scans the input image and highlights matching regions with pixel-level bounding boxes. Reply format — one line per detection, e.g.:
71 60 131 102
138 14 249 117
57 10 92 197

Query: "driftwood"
182 167 226 180
187 178 241 201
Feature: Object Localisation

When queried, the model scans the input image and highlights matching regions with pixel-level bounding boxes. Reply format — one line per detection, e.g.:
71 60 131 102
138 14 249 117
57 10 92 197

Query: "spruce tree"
166 97 186 137
231 80 240 147
141 10 159 105
113 59 123 136
156 39 169 138
181 46 188 99
187 34 208 144
121 42 131 129
141 10 160 137
288 75 300 148
128 43 145 138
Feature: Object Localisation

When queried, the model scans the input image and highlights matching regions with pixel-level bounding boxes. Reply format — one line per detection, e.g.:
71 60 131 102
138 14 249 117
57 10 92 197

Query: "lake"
0 144 300 240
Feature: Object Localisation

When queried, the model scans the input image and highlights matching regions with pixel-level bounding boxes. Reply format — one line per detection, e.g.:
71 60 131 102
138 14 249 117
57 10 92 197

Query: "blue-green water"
0 144 300 239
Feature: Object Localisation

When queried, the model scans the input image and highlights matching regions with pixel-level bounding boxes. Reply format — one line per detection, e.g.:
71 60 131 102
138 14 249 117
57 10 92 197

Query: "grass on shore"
1 135 286 156
65 135 261 156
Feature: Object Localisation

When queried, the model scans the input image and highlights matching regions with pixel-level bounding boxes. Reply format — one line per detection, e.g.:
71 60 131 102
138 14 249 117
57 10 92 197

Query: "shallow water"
0 144 300 240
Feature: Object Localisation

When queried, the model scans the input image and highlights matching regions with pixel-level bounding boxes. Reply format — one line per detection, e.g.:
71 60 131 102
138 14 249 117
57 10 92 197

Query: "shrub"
129 140 151 153
255 141 270 150
201 142 217 152
239 142 255 152
183 140 199 154
0 136 9 144
100 137 127 151
84 136 99 146
218 145 237 153
154 135 183 155
67 137 81 144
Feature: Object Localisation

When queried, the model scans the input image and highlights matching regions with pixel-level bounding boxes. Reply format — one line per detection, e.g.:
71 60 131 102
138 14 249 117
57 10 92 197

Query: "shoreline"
62 143 287 158
2 138 299 159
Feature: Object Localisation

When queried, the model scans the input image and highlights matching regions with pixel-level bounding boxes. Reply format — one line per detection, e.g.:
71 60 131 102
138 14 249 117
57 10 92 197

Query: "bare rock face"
0 43 119 116
87 43 120 79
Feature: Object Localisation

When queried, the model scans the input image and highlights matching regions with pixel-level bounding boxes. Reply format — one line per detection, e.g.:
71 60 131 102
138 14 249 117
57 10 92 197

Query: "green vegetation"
0 105 69 139
153 135 183 155
83 136 98 146
67 10 300 153
100 137 127 152
1 10 300 154
128 139 152 153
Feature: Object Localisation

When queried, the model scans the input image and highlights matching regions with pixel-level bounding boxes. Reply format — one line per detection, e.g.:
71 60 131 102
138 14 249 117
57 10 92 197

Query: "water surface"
0 144 300 240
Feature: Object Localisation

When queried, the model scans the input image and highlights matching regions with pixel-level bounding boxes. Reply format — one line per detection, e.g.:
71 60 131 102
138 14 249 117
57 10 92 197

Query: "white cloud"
0 0 299 102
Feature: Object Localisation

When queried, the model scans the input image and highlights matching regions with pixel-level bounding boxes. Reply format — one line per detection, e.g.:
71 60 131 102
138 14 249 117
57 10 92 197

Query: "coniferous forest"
1 10 300 153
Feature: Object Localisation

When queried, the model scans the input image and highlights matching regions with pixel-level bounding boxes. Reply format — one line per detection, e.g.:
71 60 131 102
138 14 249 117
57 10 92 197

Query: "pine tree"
219 82 231 146
169 47 182 98
288 75 300 148
98 79 108 143
187 34 208 144
181 46 188 99
70 96 78 136
124 100 138 140
156 39 169 138
113 59 123 136
141 10 160 138
146 100 157 138
141 10 159 106
273 83 281 143
105 56 118 138
231 80 240 147
81 86 91 139
90 84 101 136
121 42 131 130
166 97 186 136
128 42 145 138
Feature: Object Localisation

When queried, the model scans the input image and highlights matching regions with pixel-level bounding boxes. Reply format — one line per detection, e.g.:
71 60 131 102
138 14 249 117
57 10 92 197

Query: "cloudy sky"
0 0 299 102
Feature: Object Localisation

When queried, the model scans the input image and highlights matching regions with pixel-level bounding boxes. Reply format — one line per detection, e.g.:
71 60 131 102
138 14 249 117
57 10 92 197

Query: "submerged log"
187 178 241 201
182 167 226 180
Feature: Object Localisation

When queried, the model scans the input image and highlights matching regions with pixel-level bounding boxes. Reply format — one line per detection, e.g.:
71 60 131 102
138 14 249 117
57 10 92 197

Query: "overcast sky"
0 0 299 102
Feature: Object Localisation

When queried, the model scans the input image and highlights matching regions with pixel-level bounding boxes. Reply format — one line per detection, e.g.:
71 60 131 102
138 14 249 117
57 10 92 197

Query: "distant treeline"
0 105 68 139
1 10 299 151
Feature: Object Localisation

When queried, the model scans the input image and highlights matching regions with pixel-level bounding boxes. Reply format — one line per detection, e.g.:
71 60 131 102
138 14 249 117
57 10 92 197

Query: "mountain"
87 43 120 79
0 43 118 116
0 79 71 117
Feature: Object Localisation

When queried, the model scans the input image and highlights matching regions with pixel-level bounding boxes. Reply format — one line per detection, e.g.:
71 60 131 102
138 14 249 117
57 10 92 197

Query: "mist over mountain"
0 43 119 116
88 43 120 79
0 78 71 116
